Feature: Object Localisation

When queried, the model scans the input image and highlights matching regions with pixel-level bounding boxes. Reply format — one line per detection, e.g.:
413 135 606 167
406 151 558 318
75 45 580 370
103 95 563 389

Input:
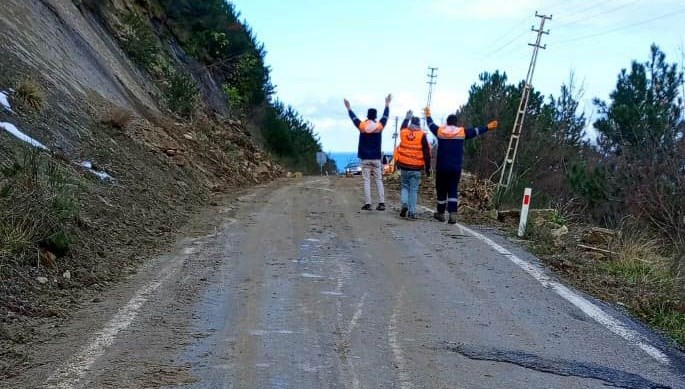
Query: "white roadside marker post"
518 188 532 237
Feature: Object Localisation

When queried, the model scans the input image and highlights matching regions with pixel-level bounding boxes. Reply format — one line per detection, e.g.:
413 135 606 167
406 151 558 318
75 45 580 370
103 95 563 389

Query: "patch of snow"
91 170 113 181
0 122 48 150
79 160 114 182
0 91 14 113
300 272 323 278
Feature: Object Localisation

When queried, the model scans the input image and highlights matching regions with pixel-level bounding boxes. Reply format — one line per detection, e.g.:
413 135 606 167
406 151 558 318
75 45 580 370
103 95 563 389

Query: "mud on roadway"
4 176 685 389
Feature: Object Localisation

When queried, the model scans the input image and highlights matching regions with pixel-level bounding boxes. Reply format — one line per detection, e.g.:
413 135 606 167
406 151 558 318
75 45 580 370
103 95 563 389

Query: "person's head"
367 108 378 120
409 117 421 129
446 114 458 126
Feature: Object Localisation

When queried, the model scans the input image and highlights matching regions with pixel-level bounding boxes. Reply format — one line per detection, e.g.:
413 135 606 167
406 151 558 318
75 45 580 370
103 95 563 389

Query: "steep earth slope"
0 0 279 377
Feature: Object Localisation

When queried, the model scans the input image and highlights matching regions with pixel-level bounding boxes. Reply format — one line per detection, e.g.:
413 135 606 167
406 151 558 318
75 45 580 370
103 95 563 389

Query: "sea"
327 151 394 173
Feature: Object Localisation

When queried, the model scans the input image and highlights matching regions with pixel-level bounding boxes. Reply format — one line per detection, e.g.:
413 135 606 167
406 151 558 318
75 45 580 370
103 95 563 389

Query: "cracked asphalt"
6 177 685 388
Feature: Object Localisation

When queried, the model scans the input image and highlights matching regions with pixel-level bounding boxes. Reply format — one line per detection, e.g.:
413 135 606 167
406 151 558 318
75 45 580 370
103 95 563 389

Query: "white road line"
44 265 179 388
346 294 367 389
418 206 671 365
347 294 367 335
388 290 413 389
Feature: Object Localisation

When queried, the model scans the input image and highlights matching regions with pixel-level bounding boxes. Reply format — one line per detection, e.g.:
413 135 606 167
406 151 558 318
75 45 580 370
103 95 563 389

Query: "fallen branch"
577 244 618 256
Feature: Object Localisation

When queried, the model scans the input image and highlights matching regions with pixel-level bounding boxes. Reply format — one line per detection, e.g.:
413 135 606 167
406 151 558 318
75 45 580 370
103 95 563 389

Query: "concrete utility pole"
425 66 438 139
498 12 552 190
426 66 438 108
392 116 399 150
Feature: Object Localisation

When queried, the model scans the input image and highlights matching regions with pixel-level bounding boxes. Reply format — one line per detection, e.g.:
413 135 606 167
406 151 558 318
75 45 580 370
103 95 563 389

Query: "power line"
552 7 685 44
484 14 535 49
483 0 593 49
553 0 641 29
484 30 530 58
559 1 615 20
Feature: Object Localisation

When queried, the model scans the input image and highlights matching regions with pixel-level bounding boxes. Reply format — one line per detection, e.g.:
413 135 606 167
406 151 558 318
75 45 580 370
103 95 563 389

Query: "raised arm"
344 98 362 128
465 120 498 139
379 94 392 128
400 110 412 129
421 134 431 174
424 107 440 135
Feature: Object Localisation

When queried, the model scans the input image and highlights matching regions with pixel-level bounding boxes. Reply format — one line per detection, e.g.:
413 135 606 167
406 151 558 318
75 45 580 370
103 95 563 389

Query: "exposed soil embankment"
0 0 281 377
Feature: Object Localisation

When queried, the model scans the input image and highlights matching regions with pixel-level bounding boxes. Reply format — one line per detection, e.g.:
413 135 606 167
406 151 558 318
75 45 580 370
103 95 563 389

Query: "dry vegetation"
0 151 79 271
13 79 44 112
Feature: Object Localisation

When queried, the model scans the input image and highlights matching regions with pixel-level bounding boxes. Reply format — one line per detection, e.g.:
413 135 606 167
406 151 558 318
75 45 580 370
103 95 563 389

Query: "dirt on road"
4 177 685 389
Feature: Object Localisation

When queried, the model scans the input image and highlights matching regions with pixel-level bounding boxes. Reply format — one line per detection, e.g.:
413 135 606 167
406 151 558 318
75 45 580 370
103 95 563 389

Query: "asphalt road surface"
8 177 685 388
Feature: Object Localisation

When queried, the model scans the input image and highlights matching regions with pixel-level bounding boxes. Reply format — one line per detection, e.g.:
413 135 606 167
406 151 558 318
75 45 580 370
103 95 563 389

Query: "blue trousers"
400 170 422 214
436 170 461 214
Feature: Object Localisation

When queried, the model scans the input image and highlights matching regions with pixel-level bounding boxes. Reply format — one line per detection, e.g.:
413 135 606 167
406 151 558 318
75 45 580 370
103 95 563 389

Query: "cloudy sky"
231 0 685 152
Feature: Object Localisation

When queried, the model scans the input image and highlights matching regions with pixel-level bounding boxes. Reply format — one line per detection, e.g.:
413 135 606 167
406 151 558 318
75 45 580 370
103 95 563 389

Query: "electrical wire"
484 30 531 58
553 0 642 30
552 7 685 45
485 14 535 48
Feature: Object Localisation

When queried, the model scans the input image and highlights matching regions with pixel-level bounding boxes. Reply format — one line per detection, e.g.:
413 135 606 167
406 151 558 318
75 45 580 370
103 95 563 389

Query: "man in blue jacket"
425 106 497 224
344 94 392 211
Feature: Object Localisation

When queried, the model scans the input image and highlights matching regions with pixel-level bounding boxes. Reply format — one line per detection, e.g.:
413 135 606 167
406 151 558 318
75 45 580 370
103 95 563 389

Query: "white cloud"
296 87 472 152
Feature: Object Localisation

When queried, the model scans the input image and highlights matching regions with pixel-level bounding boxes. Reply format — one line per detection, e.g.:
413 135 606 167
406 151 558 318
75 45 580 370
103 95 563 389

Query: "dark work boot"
376 203 386 211
448 213 458 224
400 205 408 218
433 212 445 222
361 204 372 211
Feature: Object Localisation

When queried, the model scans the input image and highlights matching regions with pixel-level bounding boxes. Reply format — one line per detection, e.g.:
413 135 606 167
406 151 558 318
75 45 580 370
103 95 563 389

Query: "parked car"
344 161 362 176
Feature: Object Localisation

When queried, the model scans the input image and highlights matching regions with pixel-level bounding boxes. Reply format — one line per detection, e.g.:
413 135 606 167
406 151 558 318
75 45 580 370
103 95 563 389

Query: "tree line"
155 0 327 173
459 44 684 281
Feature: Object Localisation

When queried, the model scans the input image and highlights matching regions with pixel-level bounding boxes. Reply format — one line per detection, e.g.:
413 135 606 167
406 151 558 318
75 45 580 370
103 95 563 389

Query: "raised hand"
344 98 351 110
385 94 392 105
487 120 499 130
424 106 431 117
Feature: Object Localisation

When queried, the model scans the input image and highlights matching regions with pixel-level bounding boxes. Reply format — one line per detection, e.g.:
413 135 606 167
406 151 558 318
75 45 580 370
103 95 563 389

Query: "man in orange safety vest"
394 111 431 220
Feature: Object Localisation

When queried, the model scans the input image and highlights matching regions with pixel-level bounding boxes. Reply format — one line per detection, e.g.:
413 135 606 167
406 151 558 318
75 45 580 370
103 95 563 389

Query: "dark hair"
367 108 377 120
410 117 421 126
446 114 458 126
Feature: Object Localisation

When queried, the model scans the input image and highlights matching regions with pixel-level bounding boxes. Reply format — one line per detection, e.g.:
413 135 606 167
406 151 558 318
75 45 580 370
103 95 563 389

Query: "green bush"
120 12 160 69
164 70 198 117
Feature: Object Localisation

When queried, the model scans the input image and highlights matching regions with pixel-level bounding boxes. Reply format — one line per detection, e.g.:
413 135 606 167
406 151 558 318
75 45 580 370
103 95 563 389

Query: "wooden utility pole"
498 12 552 189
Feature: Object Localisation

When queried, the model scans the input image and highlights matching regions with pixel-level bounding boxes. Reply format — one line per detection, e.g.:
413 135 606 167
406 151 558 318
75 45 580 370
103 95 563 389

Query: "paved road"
8 177 685 388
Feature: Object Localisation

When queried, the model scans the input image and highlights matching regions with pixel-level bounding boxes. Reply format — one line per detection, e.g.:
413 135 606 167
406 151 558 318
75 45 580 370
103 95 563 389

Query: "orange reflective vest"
437 125 466 139
395 129 426 169
359 119 384 133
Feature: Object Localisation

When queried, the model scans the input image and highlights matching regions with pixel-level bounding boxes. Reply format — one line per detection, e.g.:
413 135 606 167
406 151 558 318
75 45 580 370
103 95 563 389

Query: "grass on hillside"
492 210 685 348
0 151 79 273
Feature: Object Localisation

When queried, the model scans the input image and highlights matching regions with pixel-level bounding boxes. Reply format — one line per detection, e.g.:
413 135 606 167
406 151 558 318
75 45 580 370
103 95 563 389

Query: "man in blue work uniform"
344 94 392 211
425 106 498 224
